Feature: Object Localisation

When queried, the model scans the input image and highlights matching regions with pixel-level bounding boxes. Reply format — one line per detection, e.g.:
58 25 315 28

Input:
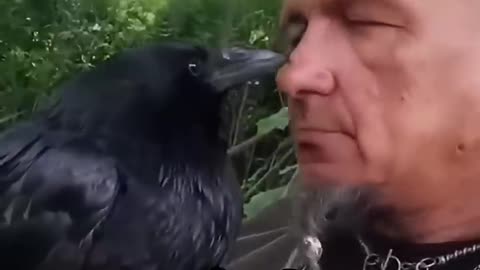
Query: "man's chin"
290 161 383 245
290 178 381 270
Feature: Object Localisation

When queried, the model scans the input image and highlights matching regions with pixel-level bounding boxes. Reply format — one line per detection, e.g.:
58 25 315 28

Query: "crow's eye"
188 61 201 76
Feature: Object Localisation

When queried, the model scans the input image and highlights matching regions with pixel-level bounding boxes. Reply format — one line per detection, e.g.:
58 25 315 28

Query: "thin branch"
242 161 269 190
232 84 250 146
245 147 295 199
0 111 23 125
228 104 237 145
228 133 268 156
282 167 299 198
243 143 256 182
276 87 286 107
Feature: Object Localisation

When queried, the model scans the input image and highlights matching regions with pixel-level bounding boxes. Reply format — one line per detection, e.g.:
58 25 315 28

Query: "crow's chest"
88 170 233 269
104 172 222 239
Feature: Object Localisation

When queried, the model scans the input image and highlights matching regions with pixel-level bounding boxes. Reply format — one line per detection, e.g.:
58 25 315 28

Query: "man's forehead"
280 0 411 26
282 0 325 14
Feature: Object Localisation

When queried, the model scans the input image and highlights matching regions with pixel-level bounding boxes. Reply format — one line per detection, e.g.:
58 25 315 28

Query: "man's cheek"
383 103 460 183
345 100 393 184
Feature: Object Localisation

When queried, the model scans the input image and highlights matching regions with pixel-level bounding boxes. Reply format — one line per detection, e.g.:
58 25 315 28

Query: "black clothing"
226 197 480 270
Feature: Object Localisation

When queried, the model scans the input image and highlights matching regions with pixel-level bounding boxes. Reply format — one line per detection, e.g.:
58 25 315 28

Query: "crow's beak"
207 47 286 92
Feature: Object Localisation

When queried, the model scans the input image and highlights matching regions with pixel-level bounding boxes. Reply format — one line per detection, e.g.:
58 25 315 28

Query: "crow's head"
48 42 285 143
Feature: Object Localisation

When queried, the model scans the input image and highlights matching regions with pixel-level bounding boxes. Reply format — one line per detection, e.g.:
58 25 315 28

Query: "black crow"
0 42 285 270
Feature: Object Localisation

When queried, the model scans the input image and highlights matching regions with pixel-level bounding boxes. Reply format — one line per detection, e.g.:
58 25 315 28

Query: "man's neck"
373 196 480 244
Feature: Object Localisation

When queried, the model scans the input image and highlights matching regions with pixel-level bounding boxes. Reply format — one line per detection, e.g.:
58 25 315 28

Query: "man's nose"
277 20 337 98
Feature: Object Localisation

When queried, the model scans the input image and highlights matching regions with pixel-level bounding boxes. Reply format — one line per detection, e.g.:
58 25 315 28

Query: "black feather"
0 42 243 270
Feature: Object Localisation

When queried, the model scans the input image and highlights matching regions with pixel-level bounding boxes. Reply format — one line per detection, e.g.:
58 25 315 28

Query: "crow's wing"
0 122 122 270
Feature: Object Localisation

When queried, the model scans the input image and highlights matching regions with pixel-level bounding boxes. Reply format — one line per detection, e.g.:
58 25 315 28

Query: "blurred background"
0 0 296 221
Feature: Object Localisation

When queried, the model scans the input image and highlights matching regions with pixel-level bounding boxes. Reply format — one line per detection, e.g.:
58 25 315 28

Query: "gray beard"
289 175 377 270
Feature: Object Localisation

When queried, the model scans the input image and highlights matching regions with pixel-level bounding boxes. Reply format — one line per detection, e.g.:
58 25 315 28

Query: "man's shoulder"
225 197 302 270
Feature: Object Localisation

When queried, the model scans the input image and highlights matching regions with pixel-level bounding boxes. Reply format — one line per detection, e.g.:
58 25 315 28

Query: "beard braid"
289 175 376 270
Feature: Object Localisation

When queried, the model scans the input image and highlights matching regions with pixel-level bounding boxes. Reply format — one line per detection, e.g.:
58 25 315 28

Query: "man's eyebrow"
279 0 344 29
280 0 411 27
347 0 414 26
348 0 412 15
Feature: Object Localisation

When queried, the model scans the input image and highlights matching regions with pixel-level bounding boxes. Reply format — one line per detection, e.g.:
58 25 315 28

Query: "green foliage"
256 106 289 136
244 185 287 221
0 0 296 220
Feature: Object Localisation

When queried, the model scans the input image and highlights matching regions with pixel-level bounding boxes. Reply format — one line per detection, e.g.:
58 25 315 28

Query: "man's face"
277 0 480 209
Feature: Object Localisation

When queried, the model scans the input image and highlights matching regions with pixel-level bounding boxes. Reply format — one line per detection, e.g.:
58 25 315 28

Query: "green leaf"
255 106 289 136
244 185 287 221
249 28 265 44
57 31 74 40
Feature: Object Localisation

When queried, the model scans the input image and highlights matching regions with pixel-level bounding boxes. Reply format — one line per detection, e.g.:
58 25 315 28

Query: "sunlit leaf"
256 106 289 136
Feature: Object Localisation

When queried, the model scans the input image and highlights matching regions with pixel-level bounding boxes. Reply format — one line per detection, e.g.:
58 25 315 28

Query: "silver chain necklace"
357 237 480 270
